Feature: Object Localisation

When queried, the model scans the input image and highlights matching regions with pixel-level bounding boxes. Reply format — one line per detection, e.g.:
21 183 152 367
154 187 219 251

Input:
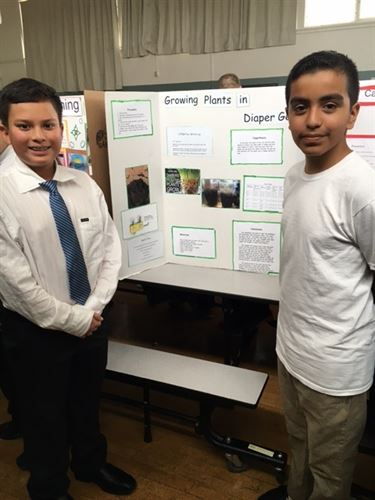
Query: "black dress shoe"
0 420 21 440
258 485 288 500
75 462 136 495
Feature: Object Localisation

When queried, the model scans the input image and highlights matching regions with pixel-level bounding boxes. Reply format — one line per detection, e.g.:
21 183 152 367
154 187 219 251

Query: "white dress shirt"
0 157 121 337
0 144 17 172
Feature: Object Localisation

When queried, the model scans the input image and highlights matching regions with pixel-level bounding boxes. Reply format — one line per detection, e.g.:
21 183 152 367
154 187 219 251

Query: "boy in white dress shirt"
0 78 136 500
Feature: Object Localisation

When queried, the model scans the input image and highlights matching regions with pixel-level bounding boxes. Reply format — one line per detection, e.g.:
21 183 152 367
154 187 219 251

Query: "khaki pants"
278 360 367 500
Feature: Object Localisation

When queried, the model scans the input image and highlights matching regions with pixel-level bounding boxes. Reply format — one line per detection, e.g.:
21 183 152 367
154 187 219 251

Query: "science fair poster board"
105 82 375 281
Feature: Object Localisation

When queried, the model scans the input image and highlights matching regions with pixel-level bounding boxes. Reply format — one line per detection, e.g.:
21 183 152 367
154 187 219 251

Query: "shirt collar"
12 157 77 194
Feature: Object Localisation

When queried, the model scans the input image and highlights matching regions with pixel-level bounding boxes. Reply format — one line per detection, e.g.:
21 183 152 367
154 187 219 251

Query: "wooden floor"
0 289 374 499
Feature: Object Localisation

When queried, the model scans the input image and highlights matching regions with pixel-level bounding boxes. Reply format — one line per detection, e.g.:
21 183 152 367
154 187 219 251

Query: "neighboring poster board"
58 95 89 175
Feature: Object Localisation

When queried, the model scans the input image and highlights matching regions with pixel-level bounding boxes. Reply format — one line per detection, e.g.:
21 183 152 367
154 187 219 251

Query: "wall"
0 0 26 87
122 23 375 89
0 0 374 90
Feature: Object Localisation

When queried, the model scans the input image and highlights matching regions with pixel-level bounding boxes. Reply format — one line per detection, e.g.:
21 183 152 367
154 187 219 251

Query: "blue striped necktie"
40 180 91 305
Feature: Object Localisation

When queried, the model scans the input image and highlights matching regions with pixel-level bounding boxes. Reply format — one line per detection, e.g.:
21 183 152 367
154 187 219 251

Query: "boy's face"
1 101 63 179
287 69 359 173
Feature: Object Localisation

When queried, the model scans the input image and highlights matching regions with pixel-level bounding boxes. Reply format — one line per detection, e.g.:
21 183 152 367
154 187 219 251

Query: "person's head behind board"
0 78 63 127
285 50 359 107
218 73 241 89
0 78 63 179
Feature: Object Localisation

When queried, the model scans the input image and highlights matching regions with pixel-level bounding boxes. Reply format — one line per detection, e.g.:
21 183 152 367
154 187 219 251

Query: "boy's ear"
0 122 10 142
0 122 8 135
347 102 360 130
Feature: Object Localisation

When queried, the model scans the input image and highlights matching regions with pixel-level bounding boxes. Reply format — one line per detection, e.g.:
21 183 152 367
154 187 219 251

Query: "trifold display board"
105 82 375 280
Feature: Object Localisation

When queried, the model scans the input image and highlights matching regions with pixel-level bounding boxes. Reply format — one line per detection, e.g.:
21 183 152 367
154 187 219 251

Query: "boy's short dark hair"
285 51 359 107
0 78 63 127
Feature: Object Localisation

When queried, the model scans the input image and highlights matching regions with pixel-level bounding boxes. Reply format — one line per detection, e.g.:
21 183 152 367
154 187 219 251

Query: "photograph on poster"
165 168 201 194
202 179 240 209
125 165 150 208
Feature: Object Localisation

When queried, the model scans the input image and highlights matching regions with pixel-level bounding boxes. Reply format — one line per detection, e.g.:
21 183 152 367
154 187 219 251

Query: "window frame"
297 0 375 30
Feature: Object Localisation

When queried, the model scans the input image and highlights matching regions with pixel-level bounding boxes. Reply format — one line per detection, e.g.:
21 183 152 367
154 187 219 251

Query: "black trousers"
1 308 108 499
0 305 17 422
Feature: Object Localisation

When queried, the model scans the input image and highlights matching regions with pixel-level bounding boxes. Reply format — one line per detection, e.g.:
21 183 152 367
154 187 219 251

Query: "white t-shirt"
276 152 375 396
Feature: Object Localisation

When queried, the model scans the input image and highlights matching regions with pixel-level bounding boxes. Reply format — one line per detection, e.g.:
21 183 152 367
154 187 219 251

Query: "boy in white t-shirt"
259 51 375 500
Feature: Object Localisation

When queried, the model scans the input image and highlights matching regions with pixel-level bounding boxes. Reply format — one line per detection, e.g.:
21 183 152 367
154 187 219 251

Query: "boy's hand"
83 312 103 338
